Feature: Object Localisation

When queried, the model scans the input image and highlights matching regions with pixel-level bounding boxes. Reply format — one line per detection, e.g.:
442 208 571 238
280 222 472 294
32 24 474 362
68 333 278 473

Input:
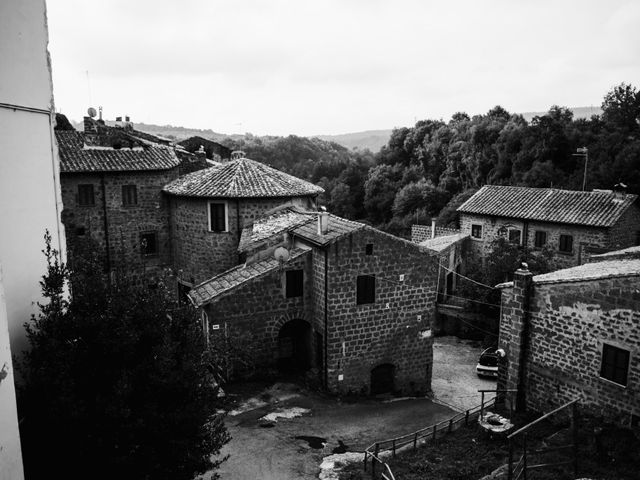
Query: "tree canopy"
18 234 229 480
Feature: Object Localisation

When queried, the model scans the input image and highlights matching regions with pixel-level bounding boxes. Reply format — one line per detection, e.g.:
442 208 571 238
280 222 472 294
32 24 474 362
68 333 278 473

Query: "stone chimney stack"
431 217 437 239
317 210 329 235
613 182 627 200
498 263 533 411
83 116 97 134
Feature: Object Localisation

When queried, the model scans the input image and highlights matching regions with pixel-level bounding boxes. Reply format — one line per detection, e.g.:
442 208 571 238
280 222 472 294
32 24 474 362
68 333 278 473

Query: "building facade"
497 251 640 424
190 212 438 395
458 185 640 268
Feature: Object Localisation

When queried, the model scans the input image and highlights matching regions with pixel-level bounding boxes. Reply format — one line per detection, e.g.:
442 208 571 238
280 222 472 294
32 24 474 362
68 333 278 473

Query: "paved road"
209 335 496 479
431 335 497 411
210 384 454 480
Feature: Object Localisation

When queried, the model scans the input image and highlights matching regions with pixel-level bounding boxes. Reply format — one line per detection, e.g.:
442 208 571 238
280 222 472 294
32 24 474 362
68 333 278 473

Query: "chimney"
83 116 97 134
613 182 627 200
431 217 437 239
231 150 246 160
195 145 206 163
317 210 329 235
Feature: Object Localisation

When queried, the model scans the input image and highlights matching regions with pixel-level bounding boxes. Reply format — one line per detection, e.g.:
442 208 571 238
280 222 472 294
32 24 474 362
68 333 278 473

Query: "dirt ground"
431 335 497 411
208 335 494 480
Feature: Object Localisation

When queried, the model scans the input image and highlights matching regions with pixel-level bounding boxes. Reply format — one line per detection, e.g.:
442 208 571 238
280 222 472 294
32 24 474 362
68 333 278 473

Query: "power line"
440 264 495 290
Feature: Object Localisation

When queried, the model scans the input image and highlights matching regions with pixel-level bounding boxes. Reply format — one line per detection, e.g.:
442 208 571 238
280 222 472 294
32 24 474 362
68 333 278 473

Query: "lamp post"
573 147 588 191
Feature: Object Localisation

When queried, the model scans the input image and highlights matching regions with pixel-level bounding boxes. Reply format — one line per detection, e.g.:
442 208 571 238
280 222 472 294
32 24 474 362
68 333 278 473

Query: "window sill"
557 251 574 256
598 375 627 389
470 237 483 241
208 230 232 234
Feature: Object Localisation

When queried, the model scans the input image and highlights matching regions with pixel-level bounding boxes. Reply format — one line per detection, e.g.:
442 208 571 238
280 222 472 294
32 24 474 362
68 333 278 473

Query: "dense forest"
223 83 640 237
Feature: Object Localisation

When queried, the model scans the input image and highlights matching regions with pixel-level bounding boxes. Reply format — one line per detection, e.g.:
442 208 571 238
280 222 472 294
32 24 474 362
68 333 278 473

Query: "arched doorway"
277 319 312 372
370 363 395 395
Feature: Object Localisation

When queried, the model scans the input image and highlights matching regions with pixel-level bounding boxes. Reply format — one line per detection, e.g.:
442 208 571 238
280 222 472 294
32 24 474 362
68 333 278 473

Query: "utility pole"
573 147 588 191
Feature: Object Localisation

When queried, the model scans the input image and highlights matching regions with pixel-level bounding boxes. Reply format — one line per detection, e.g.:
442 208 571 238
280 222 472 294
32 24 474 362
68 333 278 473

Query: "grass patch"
339 412 640 480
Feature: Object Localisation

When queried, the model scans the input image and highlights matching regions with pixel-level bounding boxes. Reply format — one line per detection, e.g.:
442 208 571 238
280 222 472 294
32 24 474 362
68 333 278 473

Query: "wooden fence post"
449 418 453 432
433 424 437 440
480 391 485 420
572 402 579 477
413 432 418 449
523 433 528 480
392 439 396 458
508 438 513 480
372 443 379 479
465 409 469 425
363 450 368 471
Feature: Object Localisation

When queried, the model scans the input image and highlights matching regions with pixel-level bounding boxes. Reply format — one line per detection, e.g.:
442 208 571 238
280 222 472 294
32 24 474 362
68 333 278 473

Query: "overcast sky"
47 0 640 137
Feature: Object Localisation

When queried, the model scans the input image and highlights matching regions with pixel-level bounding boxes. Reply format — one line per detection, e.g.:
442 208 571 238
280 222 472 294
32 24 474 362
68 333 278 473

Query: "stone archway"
370 363 396 395
277 319 312 372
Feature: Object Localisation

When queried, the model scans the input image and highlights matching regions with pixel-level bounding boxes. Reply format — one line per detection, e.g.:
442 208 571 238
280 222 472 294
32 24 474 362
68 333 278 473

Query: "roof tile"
458 185 637 228
163 157 324 198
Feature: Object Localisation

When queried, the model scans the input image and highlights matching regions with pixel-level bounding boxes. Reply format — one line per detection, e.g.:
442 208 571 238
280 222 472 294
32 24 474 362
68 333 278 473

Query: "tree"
19 233 229 480
601 83 640 134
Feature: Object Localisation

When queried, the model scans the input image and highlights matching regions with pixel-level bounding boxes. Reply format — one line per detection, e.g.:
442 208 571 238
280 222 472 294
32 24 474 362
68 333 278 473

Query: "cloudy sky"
47 0 640 137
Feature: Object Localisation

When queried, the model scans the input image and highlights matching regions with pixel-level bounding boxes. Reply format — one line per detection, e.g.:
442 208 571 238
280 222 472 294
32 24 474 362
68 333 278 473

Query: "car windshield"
479 353 498 367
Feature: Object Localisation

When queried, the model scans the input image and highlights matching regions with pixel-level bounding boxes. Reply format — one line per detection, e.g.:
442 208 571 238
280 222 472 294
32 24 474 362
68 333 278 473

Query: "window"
140 232 158 256
356 275 375 305
285 269 304 298
208 202 227 232
600 343 630 386
534 231 547 248
75 227 86 237
365 243 374 255
559 234 573 254
77 184 95 206
471 224 482 239
508 229 522 245
122 184 137 206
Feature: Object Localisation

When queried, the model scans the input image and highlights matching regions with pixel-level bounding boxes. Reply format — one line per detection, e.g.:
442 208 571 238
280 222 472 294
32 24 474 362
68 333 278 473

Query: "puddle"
260 407 310 422
332 440 349 454
296 435 327 449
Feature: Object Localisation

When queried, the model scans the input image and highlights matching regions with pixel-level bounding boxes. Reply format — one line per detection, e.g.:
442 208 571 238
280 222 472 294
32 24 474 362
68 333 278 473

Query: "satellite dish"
87 107 97 118
274 247 290 263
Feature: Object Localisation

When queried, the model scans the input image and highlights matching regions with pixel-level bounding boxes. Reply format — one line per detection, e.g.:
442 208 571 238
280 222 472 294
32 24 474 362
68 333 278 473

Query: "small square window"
471 224 482 239
77 184 95 206
534 231 547 248
75 227 86 236
285 269 304 298
356 275 375 305
559 234 573 254
365 243 373 255
140 232 158 256
209 202 227 232
122 184 137 206
508 229 522 245
600 343 630 386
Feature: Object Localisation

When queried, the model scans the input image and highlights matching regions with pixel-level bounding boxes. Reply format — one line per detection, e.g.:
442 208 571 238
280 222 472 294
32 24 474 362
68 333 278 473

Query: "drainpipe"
324 248 329 390
236 199 241 264
100 174 112 272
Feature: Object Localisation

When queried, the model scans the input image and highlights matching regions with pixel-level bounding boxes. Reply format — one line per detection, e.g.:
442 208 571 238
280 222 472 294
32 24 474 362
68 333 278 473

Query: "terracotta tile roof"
532 258 640 285
419 233 469 253
56 131 180 173
291 214 366 246
238 207 315 252
458 185 638 228
188 247 311 306
162 157 324 198
497 258 640 288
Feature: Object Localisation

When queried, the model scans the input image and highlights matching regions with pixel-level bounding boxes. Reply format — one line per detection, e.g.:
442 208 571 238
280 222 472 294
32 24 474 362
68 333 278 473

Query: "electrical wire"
440 264 496 290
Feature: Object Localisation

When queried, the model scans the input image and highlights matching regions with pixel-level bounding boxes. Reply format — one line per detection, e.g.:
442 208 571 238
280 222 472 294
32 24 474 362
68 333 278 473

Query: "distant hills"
70 106 603 153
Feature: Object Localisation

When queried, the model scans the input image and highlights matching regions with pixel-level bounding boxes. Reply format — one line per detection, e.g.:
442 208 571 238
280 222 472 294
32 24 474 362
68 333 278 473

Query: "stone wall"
322 228 438 395
460 213 613 268
498 271 640 423
169 195 317 284
205 252 313 370
411 224 460 243
60 169 179 281
607 204 640 250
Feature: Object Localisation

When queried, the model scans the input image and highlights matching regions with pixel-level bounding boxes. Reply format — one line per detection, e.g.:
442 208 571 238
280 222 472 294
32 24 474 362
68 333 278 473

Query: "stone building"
458 185 640 268
188 208 438 395
56 126 184 280
162 158 323 285
496 248 640 425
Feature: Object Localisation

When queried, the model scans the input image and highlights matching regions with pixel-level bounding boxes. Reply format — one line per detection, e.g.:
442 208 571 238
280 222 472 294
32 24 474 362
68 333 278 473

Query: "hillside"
314 129 392 152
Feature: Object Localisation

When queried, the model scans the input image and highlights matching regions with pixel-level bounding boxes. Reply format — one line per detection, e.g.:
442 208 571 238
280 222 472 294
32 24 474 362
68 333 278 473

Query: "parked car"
476 347 498 378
